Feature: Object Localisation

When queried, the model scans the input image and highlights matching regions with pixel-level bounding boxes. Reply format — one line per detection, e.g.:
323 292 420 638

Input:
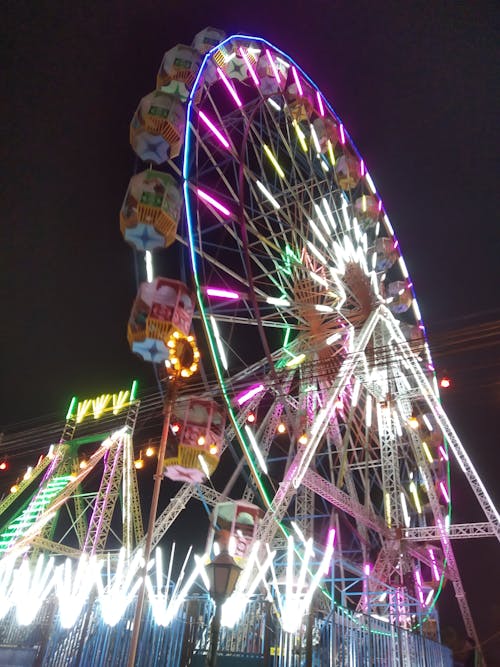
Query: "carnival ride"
0 28 498 666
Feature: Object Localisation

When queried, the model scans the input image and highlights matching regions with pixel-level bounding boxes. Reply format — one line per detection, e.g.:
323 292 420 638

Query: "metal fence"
0 594 453 666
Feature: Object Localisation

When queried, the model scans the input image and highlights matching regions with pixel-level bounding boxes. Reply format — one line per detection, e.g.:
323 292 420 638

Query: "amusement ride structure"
0 28 498 667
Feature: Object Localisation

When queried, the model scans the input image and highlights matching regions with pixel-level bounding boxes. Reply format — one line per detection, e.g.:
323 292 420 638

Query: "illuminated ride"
0 383 143 561
0 27 498 667
125 29 498 651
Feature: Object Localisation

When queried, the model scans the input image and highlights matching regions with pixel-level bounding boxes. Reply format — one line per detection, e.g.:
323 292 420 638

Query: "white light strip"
365 172 377 194
266 296 290 307
422 414 433 431
321 198 336 231
309 271 328 288
244 424 268 474
306 240 327 265
308 218 328 247
268 98 281 111
256 180 280 209
314 203 330 235
351 378 361 406
326 332 341 345
145 251 154 283
400 492 411 528
209 315 228 370
309 124 322 153
365 394 372 428
315 304 334 314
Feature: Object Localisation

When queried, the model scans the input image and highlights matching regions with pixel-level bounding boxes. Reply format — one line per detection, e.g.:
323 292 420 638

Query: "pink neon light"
439 445 449 461
360 159 365 176
197 189 231 217
198 110 230 149
236 383 265 405
217 67 243 107
265 49 281 84
206 287 239 300
439 481 450 504
339 124 346 144
428 548 440 581
326 527 336 549
291 66 303 96
239 47 260 86
378 199 383 212
316 91 325 116
364 563 372 576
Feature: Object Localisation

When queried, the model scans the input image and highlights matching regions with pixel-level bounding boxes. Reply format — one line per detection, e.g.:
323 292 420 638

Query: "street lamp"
205 551 242 667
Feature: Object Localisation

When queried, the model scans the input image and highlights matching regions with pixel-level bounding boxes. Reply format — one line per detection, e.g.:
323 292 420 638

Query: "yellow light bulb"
134 459 144 469
198 436 206 446
10 485 18 494
298 433 308 445
209 445 218 456
277 423 286 434
145 447 154 457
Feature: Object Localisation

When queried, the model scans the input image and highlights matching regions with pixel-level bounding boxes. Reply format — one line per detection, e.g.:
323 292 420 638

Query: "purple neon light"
239 47 260 86
364 563 372 576
316 91 325 116
217 67 243 107
206 287 239 300
428 548 440 581
439 445 449 461
198 110 230 149
236 383 265 405
291 66 303 96
197 188 231 217
265 49 281 84
339 123 346 145
360 159 365 176
326 527 336 549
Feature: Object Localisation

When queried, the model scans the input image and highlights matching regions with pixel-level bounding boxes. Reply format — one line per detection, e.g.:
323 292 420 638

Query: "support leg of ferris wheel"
382 307 500 542
255 306 381 547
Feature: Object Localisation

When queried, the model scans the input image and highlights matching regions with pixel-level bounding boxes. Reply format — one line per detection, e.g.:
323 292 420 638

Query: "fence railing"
0 594 453 666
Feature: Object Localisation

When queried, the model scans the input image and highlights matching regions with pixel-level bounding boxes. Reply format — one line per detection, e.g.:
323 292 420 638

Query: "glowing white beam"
309 271 328 288
308 218 328 247
244 424 268 474
97 548 143 627
400 492 411 528
256 179 280 209
306 240 327 265
209 315 228 370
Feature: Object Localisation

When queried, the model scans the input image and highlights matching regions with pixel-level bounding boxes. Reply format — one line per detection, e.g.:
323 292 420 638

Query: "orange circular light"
298 433 308 445
440 377 451 389
10 485 18 494
134 459 144 469
0 461 7 471
209 444 218 456
145 447 154 457
198 436 206 446
79 460 88 469
277 423 286 434
172 423 180 434
247 412 256 423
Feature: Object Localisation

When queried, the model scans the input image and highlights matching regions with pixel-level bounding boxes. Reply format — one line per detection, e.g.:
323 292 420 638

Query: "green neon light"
65 396 77 420
130 379 138 401
0 475 72 552
283 326 291 348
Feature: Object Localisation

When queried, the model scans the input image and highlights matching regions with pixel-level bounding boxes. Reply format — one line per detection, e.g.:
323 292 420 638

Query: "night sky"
1 1 499 660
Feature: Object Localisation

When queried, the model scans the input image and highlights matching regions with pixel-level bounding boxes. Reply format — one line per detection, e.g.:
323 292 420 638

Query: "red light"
172 423 180 434
440 377 451 389
247 412 256 423
0 461 6 470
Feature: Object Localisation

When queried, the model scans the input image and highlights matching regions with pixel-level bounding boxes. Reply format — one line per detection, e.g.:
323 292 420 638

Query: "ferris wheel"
120 28 499 646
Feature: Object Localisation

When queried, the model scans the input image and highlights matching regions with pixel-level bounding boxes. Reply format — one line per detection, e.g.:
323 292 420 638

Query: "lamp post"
205 551 242 667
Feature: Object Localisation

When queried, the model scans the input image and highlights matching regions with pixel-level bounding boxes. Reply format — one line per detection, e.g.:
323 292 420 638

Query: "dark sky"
1 0 499 658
